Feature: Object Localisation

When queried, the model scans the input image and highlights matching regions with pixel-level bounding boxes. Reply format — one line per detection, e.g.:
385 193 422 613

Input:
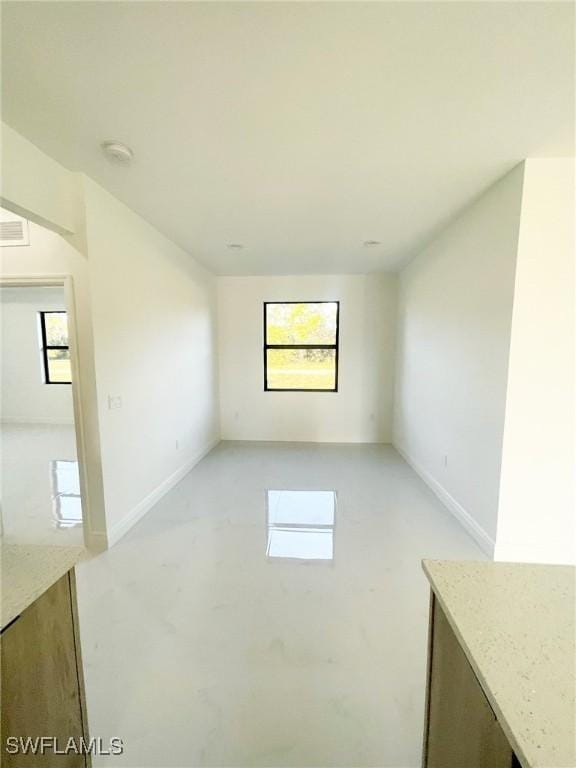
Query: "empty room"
0 2 574 768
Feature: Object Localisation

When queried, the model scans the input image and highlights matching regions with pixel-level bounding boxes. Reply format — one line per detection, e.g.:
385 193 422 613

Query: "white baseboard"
1 416 75 426
107 438 220 548
395 443 495 557
220 438 392 446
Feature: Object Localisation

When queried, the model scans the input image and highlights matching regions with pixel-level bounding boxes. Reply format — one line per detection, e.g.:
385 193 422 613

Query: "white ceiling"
2 2 573 275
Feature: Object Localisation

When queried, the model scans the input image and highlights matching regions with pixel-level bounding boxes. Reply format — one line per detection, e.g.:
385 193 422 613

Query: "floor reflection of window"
50 460 82 528
266 490 335 561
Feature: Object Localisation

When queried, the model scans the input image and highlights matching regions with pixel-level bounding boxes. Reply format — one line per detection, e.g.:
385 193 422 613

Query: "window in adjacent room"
264 301 339 391
39 311 72 384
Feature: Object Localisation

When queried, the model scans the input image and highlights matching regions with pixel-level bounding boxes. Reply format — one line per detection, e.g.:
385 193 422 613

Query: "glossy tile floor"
1 423 83 545
77 442 485 768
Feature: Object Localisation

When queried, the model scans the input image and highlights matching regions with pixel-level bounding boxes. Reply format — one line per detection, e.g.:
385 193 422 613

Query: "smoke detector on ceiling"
101 141 133 164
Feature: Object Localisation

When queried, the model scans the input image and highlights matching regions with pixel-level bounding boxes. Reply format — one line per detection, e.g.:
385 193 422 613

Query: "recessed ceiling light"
363 240 381 247
227 243 244 250
101 140 133 164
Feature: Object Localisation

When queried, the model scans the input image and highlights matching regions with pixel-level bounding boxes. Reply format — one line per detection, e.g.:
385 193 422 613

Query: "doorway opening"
1 282 86 546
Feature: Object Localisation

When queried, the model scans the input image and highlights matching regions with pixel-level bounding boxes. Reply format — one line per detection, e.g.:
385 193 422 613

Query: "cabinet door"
423 595 514 768
1 572 88 767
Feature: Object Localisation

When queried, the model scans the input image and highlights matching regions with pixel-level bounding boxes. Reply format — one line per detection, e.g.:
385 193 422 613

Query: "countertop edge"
1 544 86 630
422 559 531 768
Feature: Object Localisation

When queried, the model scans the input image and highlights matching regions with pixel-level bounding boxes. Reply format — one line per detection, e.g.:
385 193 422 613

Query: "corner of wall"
1 122 77 235
494 157 575 565
391 163 527 558
106 436 220 547
394 443 496 557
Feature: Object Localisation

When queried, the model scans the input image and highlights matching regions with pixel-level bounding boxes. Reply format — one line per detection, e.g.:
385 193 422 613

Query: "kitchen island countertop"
423 559 575 768
1 543 85 630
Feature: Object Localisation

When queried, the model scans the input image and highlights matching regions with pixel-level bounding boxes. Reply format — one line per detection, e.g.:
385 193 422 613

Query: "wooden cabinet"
1 570 90 767
423 594 514 768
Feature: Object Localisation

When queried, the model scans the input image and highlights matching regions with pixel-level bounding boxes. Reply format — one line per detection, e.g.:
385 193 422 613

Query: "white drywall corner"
496 158 575 565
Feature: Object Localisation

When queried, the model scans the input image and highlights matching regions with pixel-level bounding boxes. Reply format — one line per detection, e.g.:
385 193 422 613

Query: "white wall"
1 285 73 423
81 178 220 542
1 123 78 234
393 165 525 554
218 274 396 443
1 126 221 548
495 159 575 565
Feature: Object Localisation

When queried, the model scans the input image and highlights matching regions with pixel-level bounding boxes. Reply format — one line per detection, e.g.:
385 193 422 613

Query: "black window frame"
263 301 340 393
39 310 71 385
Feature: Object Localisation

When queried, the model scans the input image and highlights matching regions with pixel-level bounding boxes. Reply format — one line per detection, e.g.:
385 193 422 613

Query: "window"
39 311 72 384
264 301 339 391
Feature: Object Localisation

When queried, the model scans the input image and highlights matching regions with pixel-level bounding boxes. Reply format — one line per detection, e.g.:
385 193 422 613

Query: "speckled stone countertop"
1 543 85 630
423 559 575 768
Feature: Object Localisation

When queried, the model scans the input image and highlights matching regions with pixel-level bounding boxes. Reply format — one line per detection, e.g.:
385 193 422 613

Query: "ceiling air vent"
0 219 30 247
